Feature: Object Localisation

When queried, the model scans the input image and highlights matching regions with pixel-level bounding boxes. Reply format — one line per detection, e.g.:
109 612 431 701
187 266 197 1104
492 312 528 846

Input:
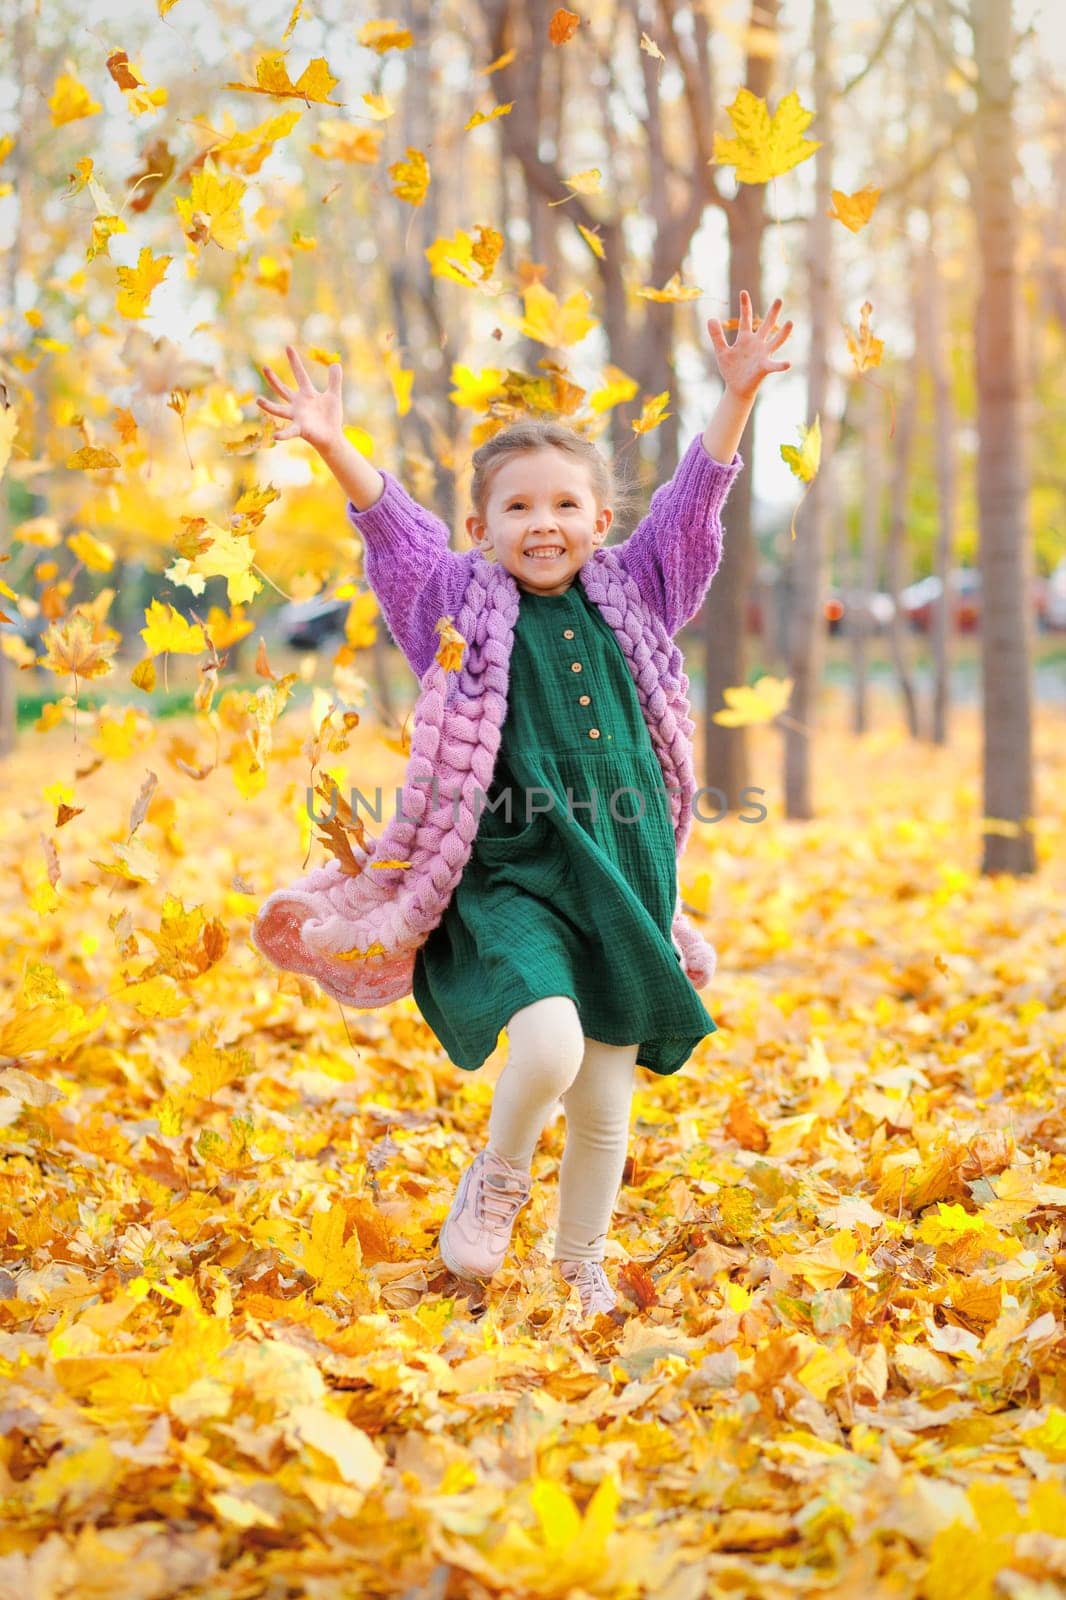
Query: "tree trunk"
969 0 1036 874
848 378 881 735
884 324 920 739
920 173 959 747
783 0 834 818
701 0 780 816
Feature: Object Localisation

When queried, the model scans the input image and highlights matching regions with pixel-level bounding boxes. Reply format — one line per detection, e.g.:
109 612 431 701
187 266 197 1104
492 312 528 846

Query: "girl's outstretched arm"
258 347 470 680
615 292 793 637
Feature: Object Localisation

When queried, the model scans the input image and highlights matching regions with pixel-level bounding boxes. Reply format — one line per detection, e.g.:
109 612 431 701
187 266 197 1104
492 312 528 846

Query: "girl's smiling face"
465 447 614 595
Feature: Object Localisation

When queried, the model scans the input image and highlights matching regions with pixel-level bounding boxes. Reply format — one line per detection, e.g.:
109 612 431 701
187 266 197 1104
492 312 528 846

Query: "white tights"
486 995 639 1262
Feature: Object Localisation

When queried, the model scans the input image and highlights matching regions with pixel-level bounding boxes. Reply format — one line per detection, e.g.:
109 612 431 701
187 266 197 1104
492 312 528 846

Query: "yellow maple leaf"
358 18 413 51
171 526 262 605
828 184 881 232
426 226 503 287
116 245 171 318
175 157 247 250
49 72 102 126
38 614 118 681
588 365 639 413
499 282 598 347
631 390 671 434
448 364 506 409
712 88 821 184
140 599 207 657
224 51 342 105
635 272 702 303
713 674 794 727
845 300 884 372
465 102 513 130
302 1201 364 1301
780 415 822 482
388 146 430 205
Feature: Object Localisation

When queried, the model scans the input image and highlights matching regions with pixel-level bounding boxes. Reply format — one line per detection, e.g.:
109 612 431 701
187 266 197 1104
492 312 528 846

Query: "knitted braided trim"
250 546 716 999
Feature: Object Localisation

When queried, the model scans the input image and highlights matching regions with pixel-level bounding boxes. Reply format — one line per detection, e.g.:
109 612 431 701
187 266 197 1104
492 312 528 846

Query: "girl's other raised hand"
257 345 344 454
706 292 794 401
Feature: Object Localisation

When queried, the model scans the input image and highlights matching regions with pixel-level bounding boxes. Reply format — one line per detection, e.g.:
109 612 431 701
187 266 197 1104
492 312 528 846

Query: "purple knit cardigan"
251 435 743 1008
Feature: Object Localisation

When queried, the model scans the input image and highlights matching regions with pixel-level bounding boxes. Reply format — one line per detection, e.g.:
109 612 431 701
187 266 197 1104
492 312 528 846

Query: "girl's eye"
506 499 577 509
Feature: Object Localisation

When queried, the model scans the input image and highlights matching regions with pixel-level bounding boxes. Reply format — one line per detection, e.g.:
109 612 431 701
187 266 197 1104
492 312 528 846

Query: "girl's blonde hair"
469 419 636 526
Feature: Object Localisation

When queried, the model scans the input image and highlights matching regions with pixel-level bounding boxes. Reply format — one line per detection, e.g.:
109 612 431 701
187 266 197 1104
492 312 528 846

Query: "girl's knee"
504 995 585 1095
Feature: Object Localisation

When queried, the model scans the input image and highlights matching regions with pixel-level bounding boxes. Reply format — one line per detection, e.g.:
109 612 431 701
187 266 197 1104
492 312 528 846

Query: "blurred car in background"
900 568 982 633
275 593 351 650
824 588 895 636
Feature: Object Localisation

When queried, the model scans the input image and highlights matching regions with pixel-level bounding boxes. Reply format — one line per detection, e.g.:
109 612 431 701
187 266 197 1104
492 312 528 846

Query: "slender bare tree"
783 0 835 819
968 0 1037 873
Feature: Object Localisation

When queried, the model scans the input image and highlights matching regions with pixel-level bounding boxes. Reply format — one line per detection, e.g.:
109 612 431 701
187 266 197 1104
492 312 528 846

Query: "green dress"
412 580 718 1076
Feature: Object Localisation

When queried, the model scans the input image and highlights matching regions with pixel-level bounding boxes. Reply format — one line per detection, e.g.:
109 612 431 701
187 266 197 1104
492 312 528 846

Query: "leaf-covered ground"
1 695 1064 1600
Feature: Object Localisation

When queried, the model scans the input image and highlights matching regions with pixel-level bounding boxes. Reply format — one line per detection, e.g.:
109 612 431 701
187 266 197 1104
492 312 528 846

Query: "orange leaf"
549 8 581 44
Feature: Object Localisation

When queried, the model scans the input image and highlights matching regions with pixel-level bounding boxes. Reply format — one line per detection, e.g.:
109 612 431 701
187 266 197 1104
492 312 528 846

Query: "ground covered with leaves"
0 695 1064 1600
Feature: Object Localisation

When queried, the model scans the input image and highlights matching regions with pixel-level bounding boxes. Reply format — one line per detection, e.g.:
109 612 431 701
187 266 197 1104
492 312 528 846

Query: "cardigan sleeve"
347 471 472 681
614 436 744 637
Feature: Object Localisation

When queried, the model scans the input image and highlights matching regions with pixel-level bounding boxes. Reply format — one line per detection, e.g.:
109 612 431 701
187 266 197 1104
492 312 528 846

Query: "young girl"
253 291 793 1318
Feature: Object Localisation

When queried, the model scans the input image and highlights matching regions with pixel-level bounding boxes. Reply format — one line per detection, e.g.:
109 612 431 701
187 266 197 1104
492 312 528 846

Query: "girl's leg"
554 1035 640 1262
487 995 586 1171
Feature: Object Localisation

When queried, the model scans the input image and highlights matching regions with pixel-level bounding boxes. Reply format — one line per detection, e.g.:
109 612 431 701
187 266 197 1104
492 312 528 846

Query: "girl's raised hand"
706 292 793 401
256 345 344 454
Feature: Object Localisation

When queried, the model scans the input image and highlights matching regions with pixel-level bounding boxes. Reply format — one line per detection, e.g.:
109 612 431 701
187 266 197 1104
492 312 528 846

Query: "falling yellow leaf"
498 283 597 347
481 48 517 75
116 246 171 319
140 599 208 657
358 18 413 52
845 301 884 373
38 614 118 682
388 147 430 205
576 223 605 259
588 365 639 413
65 446 120 471
465 103 513 130
635 272 703 303
435 616 467 672
631 390 671 434
426 226 503 288
310 120 381 163
67 530 116 572
224 51 342 105
780 415 822 482
49 72 102 127
548 168 602 205
175 157 247 250
828 184 881 232
712 88 821 184
713 675 794 727
360 92 395 120
448 364 507 409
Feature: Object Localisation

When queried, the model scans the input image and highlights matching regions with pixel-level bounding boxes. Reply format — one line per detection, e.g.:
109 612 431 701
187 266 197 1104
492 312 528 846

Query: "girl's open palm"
257 346 343 453
706 291 793 401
